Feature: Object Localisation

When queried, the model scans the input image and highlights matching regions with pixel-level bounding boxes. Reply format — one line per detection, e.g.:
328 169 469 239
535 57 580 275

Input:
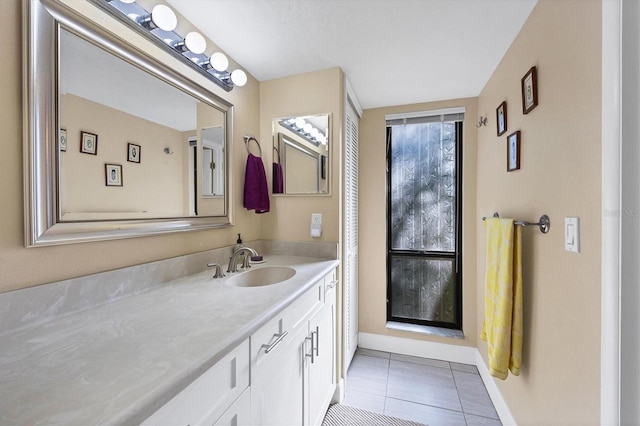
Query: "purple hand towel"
273 162 284 194
244 153 270 213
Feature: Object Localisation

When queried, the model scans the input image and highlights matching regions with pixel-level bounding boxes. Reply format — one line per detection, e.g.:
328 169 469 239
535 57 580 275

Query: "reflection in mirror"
24 0 233 246
59 28 226 220
272 114 330 195
201 127 225 197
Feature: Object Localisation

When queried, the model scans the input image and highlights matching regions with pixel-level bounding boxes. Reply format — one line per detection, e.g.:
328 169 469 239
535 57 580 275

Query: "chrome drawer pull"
314 326 319 357
261 331 288 354
305 333 315 364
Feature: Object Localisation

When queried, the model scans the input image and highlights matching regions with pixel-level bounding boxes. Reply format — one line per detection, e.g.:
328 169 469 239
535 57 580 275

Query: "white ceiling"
167 0 537 109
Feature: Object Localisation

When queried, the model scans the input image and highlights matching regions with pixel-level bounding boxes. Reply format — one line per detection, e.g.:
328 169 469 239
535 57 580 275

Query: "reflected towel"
244 153 270 213
273 162 284 194
480 218 522 380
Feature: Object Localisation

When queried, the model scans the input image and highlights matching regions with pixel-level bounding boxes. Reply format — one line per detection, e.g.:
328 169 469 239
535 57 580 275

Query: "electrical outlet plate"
311 213 322 226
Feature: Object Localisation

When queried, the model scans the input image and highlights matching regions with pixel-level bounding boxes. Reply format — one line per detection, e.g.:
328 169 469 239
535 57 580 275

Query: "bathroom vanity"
0 250 339 425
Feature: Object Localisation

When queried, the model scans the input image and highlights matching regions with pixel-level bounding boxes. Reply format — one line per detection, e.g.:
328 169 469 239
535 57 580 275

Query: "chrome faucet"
227 247 259 273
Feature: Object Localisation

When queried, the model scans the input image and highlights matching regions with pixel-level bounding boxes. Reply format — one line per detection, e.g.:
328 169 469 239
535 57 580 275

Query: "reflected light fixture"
96 0 248 92
279 117 326 146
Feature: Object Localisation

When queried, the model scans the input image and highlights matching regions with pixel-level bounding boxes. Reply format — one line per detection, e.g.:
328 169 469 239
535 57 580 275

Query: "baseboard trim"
333 378 345 404
358 332 476 364
475 350 516 425
357 332 516 425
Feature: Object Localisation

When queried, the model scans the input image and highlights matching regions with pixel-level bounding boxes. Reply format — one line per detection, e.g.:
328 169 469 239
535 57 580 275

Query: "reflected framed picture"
105 163 123 186
59 129 67 152
127 143 141 163
496 101 507 136
521 66 538 114
507 130 521 172
80 131 98 155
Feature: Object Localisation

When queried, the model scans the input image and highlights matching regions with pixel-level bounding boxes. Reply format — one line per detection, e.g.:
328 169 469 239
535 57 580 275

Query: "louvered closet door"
343 99 359 371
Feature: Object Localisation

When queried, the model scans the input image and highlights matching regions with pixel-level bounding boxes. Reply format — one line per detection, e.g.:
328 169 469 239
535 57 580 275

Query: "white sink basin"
227 266 296 287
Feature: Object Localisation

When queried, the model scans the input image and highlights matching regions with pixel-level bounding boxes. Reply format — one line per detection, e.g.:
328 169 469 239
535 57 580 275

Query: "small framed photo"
80 131 98 155
496 101 507 136
105 163 123 186
507 131 521 172
127 143 141 163
521 66 538 114
59 129 67 152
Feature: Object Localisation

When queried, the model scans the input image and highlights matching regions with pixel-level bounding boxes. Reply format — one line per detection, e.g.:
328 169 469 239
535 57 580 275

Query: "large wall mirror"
24 0 234 246
272 114 331 195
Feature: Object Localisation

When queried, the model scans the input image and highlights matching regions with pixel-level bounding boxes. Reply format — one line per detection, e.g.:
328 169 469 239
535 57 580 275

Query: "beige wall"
359 98 478 346
259 68 343 243
0 0 262 293
60 94 186 217
476 0 601 423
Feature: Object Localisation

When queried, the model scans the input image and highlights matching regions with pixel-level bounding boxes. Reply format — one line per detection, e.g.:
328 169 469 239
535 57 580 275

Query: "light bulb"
310 128 319 137
184 32 206 54
210 52 229 72
295 118 305 129
150 5 177 31
303 123 313 133
230 69 247 87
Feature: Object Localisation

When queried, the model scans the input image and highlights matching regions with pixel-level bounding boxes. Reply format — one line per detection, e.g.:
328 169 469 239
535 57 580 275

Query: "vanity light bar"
96 0 246 92
279 118 327 146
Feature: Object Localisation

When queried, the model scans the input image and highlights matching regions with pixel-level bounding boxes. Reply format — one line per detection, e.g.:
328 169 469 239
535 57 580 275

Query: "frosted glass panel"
390 122 456 252
390 256 456 323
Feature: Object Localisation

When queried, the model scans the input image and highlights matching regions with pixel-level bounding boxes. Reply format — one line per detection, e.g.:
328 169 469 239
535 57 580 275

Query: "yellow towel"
480 218 523 380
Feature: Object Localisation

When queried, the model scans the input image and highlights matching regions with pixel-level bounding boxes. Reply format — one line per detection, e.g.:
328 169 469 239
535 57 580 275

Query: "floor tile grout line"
451 370 470 426
383 354 391 413
384 395 466 415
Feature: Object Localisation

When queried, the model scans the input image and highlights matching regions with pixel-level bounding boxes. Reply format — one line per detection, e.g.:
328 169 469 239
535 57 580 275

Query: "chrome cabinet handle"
314 326 319 357
325 279 337 293
261 331 288 354
305 332 315 364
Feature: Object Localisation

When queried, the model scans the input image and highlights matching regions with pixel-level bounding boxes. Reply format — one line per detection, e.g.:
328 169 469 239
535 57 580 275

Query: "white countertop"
0 255 339 425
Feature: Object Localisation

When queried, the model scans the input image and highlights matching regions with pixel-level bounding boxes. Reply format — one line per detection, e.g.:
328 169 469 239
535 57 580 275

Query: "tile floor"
343 348 502 426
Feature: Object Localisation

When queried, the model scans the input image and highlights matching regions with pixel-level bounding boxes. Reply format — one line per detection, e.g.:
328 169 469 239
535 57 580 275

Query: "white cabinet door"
251 324 307 426
307 285 336 426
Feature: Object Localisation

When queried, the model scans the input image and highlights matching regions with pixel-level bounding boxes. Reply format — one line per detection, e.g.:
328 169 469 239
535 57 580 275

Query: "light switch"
565 217 580 253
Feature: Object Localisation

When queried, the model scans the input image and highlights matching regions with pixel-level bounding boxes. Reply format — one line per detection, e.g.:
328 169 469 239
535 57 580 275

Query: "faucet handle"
207 263 225 278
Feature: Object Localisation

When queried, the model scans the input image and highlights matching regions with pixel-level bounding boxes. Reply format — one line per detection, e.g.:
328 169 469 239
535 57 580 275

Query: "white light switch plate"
565 217 580 253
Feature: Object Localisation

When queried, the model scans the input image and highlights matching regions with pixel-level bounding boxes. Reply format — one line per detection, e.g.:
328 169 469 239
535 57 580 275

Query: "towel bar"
482 212 550 234
244 136 262 157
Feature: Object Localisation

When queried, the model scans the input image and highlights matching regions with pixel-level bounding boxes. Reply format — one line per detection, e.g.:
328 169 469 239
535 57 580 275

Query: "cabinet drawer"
288 279 324 330
251 280 323 373
142 339 249 426
324 269 337 302
213 387 251 426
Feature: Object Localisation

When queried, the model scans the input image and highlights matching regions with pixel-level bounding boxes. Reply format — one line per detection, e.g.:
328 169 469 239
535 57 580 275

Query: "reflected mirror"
24 0 233 246
272 114 330 195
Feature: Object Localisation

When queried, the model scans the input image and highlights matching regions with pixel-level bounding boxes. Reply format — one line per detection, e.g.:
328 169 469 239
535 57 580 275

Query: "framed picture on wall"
507 130 521 172
80 131 98 155
496 101 507 136
127 143 141 163
521 66 538 114
59 129 67 152
105 163 123 186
